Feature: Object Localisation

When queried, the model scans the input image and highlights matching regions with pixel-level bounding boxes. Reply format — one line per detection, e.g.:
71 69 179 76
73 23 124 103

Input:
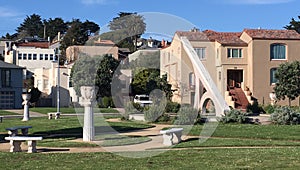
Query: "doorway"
227 70 243 89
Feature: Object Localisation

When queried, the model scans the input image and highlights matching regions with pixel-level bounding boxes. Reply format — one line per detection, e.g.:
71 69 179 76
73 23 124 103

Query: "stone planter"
79 86 98 142
22 93 31 121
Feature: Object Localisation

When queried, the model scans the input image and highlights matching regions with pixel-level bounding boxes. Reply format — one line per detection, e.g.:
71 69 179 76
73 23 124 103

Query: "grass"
0 116 153 148
188 123 300 140
1 148 300 169
29 107 119 114
2 116 300 168
0 110 19 116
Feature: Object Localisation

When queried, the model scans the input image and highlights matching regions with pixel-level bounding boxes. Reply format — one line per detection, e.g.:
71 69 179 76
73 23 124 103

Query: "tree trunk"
289 98 291 106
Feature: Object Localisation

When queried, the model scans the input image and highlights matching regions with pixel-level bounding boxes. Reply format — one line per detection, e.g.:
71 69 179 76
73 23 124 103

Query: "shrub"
220 109 249 124
270 106 300 125
144 104 165 123
123 102 142 120
246 101 264 115
101 97 115 108
263 104 279 114
165 101 181 113
174 106 199 125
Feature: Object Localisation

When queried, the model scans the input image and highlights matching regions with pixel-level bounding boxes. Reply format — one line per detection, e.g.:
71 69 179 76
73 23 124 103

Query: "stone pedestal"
79 86 98 142
22 93 31 121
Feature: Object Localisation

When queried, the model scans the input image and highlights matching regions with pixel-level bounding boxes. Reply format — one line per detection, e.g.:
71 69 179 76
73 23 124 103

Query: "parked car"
133 95 153 107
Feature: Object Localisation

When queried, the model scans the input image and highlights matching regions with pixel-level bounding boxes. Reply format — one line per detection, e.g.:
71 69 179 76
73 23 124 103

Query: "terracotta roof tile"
175 31 210 41
17 42 50 48
244 29 300 40
203 30 247 46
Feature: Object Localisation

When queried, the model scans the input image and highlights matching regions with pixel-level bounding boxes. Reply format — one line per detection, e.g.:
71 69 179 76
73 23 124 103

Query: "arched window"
270 44 286 60
270 68 278 84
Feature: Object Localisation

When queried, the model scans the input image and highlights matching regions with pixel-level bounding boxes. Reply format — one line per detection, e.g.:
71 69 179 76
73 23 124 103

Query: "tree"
70 54 100 97
274 61 300 106
131 69 173 100
285 16 300 33
43 18 68 40
16 14 44 38
83 20 100 36
60 19 99 63
108 12 146 51
71 54 120 98
95 54 120 97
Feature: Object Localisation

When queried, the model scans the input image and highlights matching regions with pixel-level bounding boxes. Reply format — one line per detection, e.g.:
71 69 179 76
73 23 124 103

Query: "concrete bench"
5 126 32 136
160 128 183 146
5 136 43 153
0 116 3 123
47 112 61 119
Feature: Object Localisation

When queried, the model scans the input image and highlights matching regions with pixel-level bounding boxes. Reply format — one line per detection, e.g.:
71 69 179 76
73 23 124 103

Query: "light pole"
56 32 61 115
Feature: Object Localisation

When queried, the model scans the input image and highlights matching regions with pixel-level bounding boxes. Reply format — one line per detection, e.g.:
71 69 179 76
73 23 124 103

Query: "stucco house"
0 61 24 109
161 28 300 109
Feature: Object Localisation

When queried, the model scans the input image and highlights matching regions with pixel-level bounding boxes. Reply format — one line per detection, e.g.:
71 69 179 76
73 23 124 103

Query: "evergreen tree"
274 61 300 106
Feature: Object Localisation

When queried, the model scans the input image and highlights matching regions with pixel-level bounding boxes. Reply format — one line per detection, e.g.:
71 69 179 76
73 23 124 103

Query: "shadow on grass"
32 125 154 140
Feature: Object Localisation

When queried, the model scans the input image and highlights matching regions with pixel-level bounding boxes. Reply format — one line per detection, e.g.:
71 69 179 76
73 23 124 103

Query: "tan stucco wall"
251 39 300 105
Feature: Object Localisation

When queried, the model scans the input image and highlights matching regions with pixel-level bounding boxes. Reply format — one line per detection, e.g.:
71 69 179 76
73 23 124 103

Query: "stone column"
22 93 31 121
79 86 98 142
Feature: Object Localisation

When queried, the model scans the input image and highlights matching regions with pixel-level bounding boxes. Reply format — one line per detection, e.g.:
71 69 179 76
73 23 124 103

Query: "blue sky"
0 0 299 37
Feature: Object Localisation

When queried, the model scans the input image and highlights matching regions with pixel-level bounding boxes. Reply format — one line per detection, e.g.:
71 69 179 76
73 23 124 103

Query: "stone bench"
160 128 183 146
5 136 43 153
0 116 3 123
5 126 32 136
47 112 61 119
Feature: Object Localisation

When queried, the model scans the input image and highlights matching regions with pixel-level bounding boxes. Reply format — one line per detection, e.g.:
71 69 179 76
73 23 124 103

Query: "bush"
263 104 280 114
174 106 199 125
100 97 115 108
123 102 142 120
144 104 165 123
220 109 249 124
270 106 300 125
165 101 181 113
247 101 264 115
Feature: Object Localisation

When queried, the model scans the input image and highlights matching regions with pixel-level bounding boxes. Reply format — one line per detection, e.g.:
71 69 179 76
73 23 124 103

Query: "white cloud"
81 0 117 5
227 0 294 4
0 7 20 17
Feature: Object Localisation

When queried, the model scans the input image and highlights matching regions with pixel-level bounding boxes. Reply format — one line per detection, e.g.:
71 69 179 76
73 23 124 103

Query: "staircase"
229 88 249 110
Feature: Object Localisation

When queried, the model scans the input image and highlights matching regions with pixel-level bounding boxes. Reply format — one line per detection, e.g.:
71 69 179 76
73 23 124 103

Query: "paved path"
0 112 273 154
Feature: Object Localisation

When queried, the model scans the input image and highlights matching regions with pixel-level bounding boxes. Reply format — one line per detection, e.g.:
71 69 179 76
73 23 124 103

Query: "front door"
227 70 243 88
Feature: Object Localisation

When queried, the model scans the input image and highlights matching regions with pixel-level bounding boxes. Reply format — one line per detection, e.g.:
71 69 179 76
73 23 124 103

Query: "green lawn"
0 116 153 147
2 117 300 169
0 148 300 169
29 107 119 114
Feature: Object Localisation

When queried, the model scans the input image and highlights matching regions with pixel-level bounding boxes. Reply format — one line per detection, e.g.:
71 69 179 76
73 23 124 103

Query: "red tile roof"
243 29 300 40
203 30 247 46
175 31 210 41
17 42 50 48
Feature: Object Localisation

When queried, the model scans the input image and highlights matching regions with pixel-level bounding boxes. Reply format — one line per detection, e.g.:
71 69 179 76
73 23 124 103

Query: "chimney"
191 27 200 32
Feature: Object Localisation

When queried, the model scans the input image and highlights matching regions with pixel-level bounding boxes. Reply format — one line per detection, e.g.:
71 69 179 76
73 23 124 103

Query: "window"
194 48 206 60
189 72 195 88
23 54 27 60
45 54 48 60
39 54 43 60
18 53 22 60
271 44 286 60
1 70 11 87
28 54 32 60
270 68 278 84
33 54 37 60
227 48 242 58
50 54 54 61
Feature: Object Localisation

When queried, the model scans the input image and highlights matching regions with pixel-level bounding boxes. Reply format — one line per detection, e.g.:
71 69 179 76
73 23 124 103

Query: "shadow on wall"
35 86 70 107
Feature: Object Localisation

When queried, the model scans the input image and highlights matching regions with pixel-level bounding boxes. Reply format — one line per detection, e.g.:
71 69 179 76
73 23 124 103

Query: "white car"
133 95 153 107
